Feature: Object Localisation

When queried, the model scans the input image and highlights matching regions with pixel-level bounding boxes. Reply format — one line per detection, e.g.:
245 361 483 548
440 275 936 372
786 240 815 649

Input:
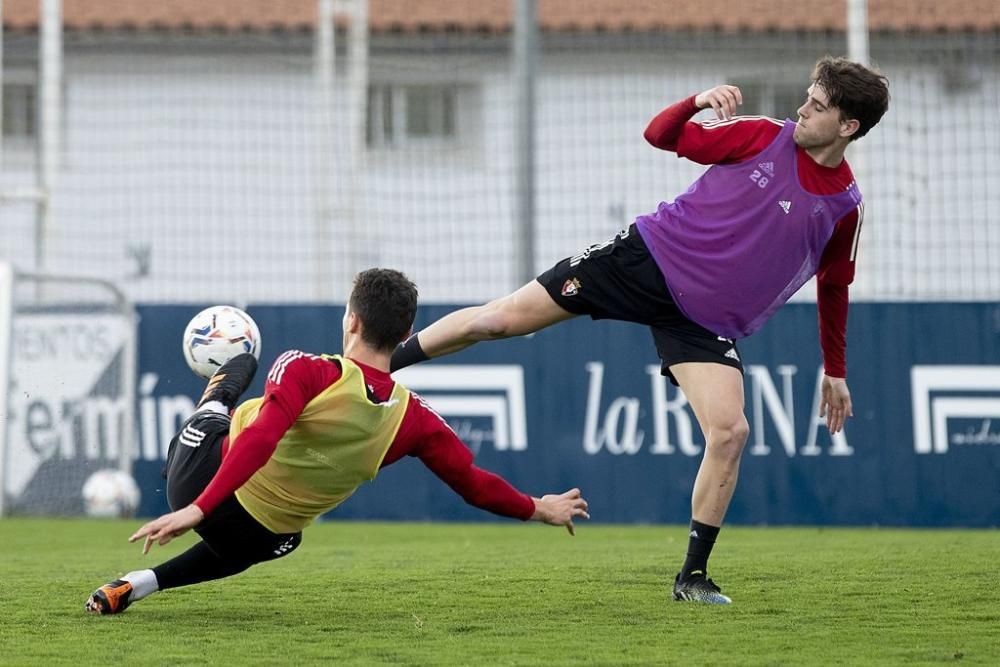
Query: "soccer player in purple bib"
391 56 890 604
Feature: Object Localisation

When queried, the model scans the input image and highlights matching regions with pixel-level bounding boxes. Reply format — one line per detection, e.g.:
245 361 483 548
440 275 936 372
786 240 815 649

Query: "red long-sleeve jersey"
644 95 862 378
194 351 536 523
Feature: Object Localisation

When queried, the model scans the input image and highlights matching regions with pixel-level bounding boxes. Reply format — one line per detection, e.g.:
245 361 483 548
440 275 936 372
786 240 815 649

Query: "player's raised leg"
669 361 749 605
194 352 259 414
391 280 575 371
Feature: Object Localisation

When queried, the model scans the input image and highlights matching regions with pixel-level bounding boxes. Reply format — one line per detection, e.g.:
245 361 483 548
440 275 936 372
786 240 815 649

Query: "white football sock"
197 401 228 416
121 569 159 601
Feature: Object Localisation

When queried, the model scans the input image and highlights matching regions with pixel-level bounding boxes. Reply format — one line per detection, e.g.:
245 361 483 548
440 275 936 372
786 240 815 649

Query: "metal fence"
2 21 999 303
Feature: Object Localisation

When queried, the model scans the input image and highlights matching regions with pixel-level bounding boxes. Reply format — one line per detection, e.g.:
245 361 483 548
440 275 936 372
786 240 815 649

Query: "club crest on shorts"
561 278 581 297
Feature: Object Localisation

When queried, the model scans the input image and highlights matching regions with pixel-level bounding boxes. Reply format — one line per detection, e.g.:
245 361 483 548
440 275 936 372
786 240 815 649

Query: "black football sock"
680 519 721 580
153 541 253 590
390 333 429 372
196 353 258 410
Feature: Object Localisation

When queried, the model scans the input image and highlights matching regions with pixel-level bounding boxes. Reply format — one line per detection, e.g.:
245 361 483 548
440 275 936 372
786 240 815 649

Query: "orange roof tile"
3 0 999 33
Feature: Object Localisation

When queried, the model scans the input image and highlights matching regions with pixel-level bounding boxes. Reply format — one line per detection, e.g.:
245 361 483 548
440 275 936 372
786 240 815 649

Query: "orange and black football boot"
196 352 258 411
85 579 134 615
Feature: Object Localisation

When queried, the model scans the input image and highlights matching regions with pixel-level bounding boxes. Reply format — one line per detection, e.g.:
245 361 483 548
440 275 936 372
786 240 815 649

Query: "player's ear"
839 117 860 139
344 311 361 334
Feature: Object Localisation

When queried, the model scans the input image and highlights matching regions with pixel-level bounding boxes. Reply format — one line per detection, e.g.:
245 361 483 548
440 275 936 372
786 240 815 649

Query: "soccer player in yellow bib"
86 268 589 615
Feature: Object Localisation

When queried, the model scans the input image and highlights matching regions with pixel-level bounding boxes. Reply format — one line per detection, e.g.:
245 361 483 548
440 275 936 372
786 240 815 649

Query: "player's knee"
706 417 749 462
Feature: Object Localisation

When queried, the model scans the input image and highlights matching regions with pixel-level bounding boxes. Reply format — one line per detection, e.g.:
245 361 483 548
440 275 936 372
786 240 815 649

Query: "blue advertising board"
131 302 1000 527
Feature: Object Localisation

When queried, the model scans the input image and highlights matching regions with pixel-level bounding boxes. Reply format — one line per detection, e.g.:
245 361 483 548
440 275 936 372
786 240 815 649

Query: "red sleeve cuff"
643 94 700 150
514 493 535 521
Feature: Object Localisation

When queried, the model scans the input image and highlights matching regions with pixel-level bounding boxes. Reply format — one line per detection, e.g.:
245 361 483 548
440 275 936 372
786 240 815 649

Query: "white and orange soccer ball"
182 305 261 380
82 469 141 518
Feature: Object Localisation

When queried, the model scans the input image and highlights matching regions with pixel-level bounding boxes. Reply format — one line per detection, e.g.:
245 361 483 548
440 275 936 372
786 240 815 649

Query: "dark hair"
348 268 418 352
811 55 890 141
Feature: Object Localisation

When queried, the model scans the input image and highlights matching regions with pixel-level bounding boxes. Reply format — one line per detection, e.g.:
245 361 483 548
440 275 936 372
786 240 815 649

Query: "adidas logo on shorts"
178 425 207 448
178 424 211 448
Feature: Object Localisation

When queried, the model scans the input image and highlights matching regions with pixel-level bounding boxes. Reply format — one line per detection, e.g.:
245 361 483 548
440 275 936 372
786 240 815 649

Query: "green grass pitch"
1 518 997 665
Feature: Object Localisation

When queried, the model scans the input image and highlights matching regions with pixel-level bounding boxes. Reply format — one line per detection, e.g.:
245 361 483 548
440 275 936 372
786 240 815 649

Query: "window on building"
733 79 806 121
2 81 37 140
367 83 466 148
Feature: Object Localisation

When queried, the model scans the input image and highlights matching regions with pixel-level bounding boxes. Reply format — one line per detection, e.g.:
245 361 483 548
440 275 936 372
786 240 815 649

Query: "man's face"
793 84 847 148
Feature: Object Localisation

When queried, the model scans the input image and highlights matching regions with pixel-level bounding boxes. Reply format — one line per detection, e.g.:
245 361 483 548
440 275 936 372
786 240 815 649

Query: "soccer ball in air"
182 305 261 379
82 469 141 518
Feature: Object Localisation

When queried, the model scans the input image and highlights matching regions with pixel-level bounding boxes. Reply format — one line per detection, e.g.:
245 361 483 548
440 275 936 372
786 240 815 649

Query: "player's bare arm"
694 84 743 120
531 488 590 536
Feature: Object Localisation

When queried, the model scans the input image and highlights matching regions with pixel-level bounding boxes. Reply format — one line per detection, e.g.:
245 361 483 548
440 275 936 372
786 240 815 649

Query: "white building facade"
2 29 998 303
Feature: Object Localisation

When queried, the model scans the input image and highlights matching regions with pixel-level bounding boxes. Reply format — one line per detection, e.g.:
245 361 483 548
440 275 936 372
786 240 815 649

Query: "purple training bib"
636 119 862 339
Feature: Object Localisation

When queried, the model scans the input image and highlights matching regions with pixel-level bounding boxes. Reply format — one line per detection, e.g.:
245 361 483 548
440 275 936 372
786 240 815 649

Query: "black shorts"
536 224 744 385
164 411 302 565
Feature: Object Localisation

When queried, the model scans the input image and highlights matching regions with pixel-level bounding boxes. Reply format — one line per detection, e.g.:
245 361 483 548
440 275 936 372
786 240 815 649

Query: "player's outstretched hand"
819 374 853 435
531 488 590 536
129 504 205 554
694 84 743 121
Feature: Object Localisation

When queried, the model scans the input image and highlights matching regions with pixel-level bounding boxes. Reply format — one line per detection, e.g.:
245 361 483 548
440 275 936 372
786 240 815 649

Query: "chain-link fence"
3 17 998 303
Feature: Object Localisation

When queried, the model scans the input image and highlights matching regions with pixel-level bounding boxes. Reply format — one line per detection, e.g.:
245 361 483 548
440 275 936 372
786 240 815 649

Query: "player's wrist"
529 497 549 523
188 500 208 520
